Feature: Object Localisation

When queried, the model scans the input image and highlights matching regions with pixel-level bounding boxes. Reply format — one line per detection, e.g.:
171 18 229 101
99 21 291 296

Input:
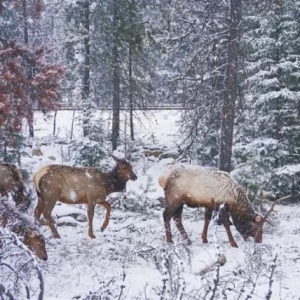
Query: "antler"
262 195 291 224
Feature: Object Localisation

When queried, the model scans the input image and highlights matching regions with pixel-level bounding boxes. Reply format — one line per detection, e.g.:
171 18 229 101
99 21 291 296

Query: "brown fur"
33 157 137 239
159 164 278 247
0 196 47 260
0 163 28 208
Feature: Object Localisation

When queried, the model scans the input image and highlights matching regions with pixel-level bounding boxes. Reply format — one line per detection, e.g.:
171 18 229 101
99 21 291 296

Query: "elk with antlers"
159 164 289 247
33 156 137 239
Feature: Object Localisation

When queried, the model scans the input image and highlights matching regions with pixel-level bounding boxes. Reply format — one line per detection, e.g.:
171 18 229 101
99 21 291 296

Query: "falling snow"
13 110 300 299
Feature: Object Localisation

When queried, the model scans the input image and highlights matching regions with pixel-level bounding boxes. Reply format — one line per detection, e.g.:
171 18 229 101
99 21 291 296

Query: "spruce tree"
234 0 300 199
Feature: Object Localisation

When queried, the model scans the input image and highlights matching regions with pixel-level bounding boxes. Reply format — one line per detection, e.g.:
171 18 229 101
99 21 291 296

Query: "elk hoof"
186 239 192 245
89 233 96 239
100 227 105 232
231 242 238 248
202 238 208 243
53 233 61 239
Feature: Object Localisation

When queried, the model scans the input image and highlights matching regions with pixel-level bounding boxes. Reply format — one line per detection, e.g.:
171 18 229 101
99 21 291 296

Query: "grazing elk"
159 164 287 247
33 156 137 239
0 196 48 260
0 163 30 209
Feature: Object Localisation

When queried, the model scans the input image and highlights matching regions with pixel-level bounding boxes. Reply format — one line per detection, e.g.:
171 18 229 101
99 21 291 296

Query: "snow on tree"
233 0 300 200
0 0 64 162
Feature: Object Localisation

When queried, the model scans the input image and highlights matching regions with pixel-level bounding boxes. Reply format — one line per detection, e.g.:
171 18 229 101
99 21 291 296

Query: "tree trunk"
112 0 120 150
22 0 34 138
218 0 242 172
129 34 134 141
53 110 57 136
112 45 120 150
82 0 91 138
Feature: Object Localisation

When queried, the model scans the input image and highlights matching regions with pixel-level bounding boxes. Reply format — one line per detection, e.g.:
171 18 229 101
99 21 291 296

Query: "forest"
1 0 300 299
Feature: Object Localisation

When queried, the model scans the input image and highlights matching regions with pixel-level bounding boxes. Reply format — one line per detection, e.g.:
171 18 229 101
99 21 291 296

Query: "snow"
275 164 300 176
69 189 77 202
11 110 300 299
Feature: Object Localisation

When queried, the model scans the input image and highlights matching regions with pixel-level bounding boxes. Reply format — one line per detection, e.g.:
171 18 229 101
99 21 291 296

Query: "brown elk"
0 163 29 209
33 156 137 239
159 164 287 247
0 196 48 260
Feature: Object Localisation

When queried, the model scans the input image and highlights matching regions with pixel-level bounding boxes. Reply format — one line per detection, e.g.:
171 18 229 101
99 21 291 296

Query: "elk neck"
103 168 127 194
227 188 256 237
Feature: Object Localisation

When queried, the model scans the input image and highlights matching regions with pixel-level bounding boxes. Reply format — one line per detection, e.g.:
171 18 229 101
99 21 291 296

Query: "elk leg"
173 204 191 245
216 203 232 225
99 201 111 232
34 198 45 221
223 220 238 248
43 209 60 239
163 208 173 243
202 208 213 243
87 203 96 238
218 205 238 247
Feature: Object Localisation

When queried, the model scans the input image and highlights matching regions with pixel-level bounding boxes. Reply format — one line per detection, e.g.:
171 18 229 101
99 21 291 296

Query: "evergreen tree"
150 0 243 169
234 0 300 199
94 0 153 149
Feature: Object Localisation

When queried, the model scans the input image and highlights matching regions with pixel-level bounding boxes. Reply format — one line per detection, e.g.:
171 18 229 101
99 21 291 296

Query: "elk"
159 164 287 247
0 163 30 209
0 196 48 260
33 156 137 239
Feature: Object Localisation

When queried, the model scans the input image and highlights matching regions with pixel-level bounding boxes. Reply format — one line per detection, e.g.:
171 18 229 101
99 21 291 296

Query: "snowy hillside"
9 111 300 299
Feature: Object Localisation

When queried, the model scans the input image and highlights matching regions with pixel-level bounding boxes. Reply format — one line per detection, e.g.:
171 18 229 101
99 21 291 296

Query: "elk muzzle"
130 172 137 181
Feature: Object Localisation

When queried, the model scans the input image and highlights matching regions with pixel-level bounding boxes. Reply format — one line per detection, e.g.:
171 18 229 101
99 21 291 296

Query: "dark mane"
228 187 256 238
103 166 127 193
235 186 253 210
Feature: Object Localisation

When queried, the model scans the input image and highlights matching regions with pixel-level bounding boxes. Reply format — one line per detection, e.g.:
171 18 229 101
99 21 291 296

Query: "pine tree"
92 0 153 149
149 0 243 169
234 0 300 199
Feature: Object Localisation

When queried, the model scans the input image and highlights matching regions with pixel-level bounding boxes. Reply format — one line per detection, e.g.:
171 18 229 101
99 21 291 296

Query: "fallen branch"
196 254 227 276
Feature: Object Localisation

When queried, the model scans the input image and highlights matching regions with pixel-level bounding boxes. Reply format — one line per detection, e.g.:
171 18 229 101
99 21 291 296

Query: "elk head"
219 195 290 243
23 228 48 261
245 195 291 243
112 155 137 181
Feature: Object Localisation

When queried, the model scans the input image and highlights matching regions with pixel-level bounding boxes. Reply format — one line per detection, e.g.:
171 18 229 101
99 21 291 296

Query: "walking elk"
33 156 137 239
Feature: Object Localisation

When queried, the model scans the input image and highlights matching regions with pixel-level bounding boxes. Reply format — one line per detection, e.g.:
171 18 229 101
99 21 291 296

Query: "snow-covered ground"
16 110 300 299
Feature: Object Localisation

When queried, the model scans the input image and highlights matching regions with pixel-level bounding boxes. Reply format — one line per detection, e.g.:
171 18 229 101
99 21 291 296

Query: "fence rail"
35 104 192 111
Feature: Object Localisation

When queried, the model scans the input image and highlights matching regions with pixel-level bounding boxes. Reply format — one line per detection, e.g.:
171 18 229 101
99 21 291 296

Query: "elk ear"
254 215 262 223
